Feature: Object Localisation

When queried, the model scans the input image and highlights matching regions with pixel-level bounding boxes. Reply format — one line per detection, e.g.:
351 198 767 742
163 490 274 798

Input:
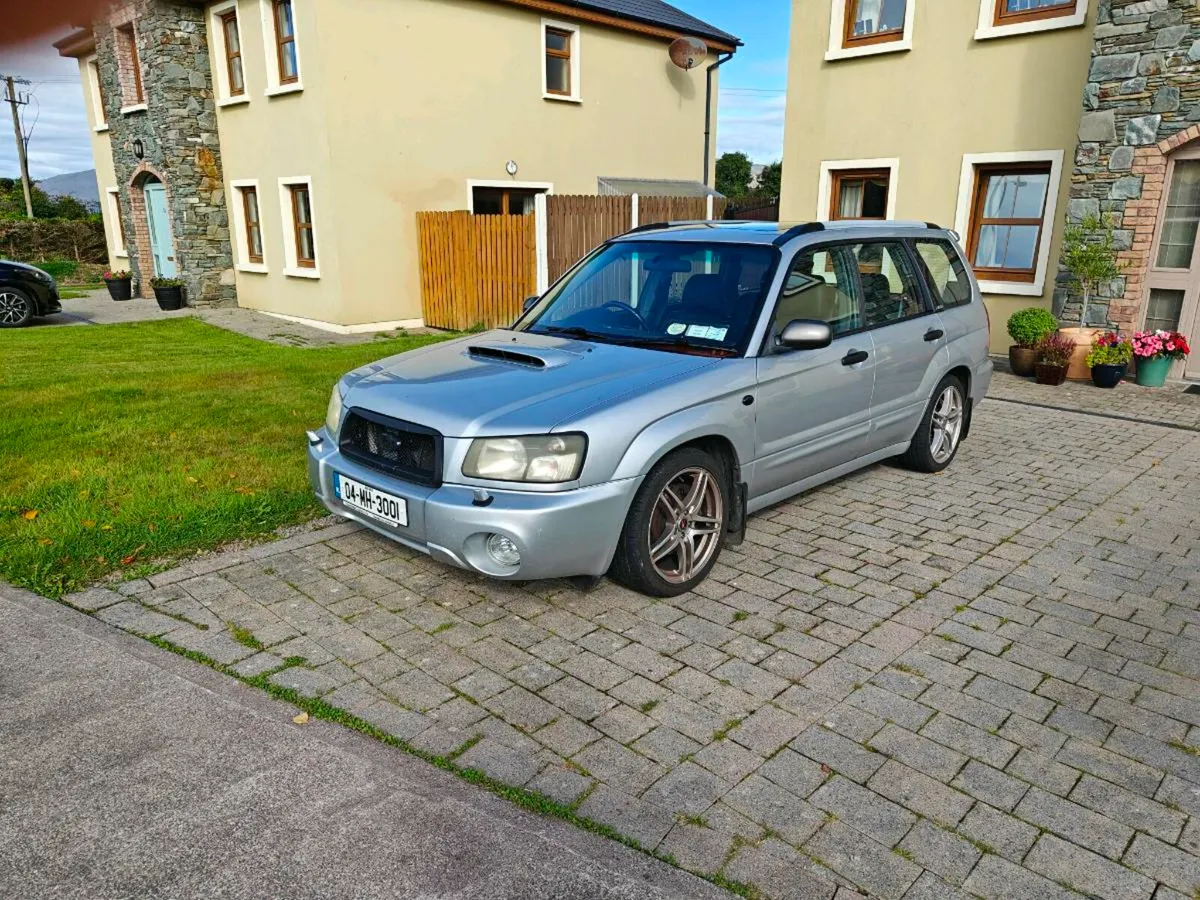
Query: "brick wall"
1061 0 1200 331
94 0 235 306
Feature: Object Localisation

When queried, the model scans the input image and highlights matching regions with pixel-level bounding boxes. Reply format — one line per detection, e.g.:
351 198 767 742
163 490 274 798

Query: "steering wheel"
601 301 646 330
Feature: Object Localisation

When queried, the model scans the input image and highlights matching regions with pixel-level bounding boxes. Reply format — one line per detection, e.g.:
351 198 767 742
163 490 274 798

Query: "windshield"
518 240 779 356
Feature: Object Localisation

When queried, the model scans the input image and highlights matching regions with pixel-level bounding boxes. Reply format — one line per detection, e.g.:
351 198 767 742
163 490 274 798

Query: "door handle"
924 329 944 342
842 349 869 366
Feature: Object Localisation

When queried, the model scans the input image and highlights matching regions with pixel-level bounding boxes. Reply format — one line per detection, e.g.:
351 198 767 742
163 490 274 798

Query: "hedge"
0 218 108 265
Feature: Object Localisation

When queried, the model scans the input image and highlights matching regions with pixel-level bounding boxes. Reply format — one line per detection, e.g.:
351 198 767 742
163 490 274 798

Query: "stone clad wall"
95 0 235 306
1062 0 1200 331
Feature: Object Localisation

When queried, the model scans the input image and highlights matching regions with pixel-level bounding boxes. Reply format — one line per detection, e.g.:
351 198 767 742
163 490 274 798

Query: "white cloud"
716 91 786 164
0 36 93 180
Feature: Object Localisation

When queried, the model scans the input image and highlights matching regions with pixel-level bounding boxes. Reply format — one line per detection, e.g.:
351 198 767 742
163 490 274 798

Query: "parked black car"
0 260 61 328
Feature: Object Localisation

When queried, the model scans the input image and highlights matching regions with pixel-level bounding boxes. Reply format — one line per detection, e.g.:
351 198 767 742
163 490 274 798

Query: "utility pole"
3 75 34 219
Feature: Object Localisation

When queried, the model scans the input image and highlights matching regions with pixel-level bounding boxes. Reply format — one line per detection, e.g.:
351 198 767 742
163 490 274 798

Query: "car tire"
899 374 967 473
0 287 33 328
611 446 729 598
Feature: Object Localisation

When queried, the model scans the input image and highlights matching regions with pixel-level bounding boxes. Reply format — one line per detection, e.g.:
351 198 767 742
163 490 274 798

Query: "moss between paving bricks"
92 618 765 899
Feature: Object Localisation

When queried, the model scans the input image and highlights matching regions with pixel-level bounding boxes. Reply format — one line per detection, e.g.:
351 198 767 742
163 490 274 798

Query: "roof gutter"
703 51 734 189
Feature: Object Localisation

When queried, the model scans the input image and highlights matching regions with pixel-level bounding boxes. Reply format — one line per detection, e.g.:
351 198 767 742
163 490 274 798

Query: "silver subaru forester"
308 220 992 597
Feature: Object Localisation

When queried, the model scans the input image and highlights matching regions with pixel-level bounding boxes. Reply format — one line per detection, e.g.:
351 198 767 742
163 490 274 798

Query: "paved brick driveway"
66 385 1200 900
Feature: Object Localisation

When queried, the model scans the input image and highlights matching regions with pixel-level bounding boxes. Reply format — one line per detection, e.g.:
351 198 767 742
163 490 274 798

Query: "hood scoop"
466 342 580 370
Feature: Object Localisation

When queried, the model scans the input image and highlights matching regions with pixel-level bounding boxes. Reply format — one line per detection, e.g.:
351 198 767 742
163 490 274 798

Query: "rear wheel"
611 447 728 597
898 375 966 473
0 288 33 328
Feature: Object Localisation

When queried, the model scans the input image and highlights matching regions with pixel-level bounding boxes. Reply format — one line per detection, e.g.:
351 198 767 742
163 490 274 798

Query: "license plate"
334 473 408 527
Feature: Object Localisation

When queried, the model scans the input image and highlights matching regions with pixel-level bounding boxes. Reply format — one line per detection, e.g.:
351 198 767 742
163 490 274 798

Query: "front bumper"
30 282 60 316
307 428 638 580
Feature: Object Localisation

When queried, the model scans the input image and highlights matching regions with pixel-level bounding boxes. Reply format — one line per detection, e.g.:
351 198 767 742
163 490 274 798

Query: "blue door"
143 182 177 278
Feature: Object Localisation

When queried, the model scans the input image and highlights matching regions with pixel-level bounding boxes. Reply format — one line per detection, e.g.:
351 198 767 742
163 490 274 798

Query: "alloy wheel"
929 385 964 464
647 467 724 584
0 291 29 325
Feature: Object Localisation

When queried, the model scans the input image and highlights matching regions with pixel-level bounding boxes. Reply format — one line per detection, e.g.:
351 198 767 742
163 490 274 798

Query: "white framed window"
261 0 303 96
975 0 1086 41
85 55 108 131
953 150 1064 296
826 0 916 61
542 18 581 102
278 176 319 278
210 1 249 106
230 178 267 273
466 180 553 214
105 187 127 257
818 158 900 220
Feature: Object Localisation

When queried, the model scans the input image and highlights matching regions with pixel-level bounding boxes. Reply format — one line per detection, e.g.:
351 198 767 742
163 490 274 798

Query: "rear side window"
852 241 926 328
914 239 973 309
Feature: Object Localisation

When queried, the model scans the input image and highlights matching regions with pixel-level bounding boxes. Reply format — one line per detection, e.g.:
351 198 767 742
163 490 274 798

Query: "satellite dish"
668 37 708 71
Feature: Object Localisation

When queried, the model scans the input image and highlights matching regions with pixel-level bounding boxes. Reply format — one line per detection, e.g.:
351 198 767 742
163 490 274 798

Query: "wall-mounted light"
133 139 145 159
505 160 518 177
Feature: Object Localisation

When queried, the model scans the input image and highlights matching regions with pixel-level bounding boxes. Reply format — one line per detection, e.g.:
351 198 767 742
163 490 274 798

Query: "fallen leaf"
120 544 147 565
292 712 309 725
186 476 198 484
22 509 38 520
78 490 89 499
820 763 833 776
147 523 158 533
70 468 81 477
100 524 114 531
82 520 96 528
38 538 54 546
1152 459 1161 467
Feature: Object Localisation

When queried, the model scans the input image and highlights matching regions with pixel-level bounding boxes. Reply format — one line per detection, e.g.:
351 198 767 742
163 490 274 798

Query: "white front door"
143 182 177 278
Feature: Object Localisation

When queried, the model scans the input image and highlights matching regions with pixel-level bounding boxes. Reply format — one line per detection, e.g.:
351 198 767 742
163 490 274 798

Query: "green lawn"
1 318 453 597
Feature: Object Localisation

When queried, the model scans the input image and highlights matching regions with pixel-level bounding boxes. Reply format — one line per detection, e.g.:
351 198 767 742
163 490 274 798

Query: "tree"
0 178 97 220
715 152 752 198
1060 213 1124 327
756 161 782 199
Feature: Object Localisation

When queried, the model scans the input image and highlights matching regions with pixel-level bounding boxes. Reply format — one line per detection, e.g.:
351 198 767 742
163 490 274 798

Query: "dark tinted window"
914 239 973 309
854 241 926 328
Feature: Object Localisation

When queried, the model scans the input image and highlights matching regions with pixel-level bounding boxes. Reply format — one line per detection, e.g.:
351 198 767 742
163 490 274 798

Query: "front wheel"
898 375 966 473
610 447 728 597
0 288 33 328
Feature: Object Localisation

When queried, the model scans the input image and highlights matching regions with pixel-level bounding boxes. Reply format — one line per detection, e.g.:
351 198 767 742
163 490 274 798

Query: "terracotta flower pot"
1035 363 1068 386
1058 327 1102 381
1008 345 1037 377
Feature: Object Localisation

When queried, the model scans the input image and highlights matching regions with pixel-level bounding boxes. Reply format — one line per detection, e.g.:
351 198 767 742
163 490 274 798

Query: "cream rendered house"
58 0 738 329
780 0 1096 351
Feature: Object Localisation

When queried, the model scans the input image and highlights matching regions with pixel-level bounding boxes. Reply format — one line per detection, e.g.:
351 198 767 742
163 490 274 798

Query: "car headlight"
462 434 586 483
34 269 54 284
325 384 345 436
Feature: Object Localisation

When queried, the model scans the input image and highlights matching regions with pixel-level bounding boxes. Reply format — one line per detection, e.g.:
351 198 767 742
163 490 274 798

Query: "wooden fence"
416 211 537 330
417 194 727 330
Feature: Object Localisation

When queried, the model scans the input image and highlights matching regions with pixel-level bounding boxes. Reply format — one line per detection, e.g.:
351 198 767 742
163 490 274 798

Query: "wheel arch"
945 365 973 439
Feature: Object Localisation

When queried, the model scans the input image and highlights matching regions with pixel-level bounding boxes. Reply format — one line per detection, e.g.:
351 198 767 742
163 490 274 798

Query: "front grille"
339 408 442 486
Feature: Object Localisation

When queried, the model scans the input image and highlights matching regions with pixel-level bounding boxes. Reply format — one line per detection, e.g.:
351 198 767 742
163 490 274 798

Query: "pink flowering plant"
1131 329 1191 361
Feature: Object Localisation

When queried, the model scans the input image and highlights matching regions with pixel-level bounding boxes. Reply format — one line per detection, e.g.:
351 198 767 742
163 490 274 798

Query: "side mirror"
777 319 833 351
522 296 539 313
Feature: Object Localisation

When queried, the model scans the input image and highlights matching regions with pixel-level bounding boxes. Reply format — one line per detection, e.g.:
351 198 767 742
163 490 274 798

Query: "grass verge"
1 317 453 596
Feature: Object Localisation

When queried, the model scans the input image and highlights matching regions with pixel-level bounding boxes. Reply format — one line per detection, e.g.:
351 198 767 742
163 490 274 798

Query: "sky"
0 1 791 181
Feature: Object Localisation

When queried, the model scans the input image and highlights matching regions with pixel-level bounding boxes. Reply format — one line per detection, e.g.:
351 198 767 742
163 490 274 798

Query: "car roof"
608 220 954 247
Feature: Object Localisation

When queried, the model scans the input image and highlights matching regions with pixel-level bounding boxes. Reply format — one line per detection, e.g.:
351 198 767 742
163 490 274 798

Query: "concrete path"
0 585 729 900
35 289 420 347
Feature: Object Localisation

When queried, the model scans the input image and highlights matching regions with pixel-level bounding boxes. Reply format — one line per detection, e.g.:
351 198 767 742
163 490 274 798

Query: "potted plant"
1084 331 1132 388
1034 333 1075 386
103 269 133 302
1006 307 1058 376
150 277 185 311
1132 329 1191 387
1059 213 1125 381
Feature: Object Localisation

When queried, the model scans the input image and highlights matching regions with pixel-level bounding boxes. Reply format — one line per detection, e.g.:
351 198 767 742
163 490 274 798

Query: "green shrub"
1007 307 1059 348
36 260 79 282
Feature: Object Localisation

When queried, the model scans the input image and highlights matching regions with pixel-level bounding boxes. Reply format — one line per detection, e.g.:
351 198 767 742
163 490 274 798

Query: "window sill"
218 95 251 108
266 83 304 98
115 250 129 258
284 266 320 279
978 278 1045 297
94 123 110 133
120 103 148 115
975 12 1085 41
237 262 269 274
543 93 582 104
825 39 911 61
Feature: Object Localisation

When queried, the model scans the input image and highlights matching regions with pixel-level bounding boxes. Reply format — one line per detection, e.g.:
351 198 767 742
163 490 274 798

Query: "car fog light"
486 534 521 567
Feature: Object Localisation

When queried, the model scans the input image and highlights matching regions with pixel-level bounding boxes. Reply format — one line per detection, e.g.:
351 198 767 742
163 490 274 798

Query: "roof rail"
772 222 825 246
624 221 671 235
925 222 942 229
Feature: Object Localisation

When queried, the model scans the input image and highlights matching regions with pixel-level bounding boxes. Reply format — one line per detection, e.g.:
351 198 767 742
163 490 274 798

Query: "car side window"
853 241 927 329
773 245 862 339
913 239 972 309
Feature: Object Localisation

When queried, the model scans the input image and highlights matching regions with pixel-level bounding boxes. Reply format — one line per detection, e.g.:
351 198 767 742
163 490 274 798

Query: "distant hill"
37 169 99 207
